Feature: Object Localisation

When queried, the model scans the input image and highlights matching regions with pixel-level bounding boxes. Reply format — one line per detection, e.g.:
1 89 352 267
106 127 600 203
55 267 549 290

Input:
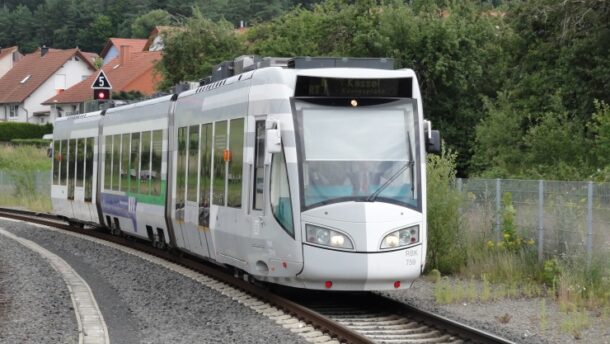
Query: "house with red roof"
0 47 96 124
0 46 23 79
143 26 185 52
43 47 162 118
100 38 147 65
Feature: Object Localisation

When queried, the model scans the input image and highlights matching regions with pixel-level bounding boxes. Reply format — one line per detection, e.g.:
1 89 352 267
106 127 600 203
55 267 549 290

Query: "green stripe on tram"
126 180 167 206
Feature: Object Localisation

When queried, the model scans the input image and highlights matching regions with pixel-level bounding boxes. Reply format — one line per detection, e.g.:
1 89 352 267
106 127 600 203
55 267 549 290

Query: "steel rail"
0 207 514 344
0 207 372 344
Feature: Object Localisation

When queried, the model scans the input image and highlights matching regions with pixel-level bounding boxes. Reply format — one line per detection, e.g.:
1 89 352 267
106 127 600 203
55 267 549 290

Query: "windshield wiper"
366 160 414 202
407 131 415 195
367 131 415 203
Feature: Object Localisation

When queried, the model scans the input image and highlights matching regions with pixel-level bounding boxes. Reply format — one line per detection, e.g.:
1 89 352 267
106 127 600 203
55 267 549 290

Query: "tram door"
250 119 267 238
69 137 96 222
175 124 211 258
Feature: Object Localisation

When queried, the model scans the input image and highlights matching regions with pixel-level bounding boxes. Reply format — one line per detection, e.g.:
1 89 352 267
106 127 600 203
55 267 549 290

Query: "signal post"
91 70 112 103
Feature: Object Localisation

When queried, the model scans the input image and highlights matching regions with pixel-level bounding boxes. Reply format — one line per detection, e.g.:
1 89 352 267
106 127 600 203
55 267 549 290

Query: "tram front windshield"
299 102 419 209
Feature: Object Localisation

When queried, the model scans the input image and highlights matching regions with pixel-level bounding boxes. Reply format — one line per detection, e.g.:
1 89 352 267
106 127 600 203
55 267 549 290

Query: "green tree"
523 111 588 179
471 92 525 177
588 101 610 178
156 7 245 90
11 5 37 52
131 9 173 38
0 7 12 47
76 15 114 52
223 0 289 26
249 1 510 174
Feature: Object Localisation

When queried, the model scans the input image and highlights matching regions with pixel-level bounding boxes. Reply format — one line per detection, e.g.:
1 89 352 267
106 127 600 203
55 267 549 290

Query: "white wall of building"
1 57 93 124
0 51 15 79
103 46 119 65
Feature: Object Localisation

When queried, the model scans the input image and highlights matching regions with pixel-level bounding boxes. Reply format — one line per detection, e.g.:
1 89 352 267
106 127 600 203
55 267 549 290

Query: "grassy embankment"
0 144 51 212
427 150 610 339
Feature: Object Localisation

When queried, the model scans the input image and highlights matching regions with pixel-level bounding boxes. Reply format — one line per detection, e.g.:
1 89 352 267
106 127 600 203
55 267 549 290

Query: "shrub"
0 122 52 142
486 192 535 252
426 147 466 273
10 139 52 147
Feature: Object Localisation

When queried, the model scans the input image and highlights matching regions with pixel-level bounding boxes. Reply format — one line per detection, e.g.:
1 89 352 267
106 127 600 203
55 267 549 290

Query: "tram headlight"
306 224 353 250
381 225 419 249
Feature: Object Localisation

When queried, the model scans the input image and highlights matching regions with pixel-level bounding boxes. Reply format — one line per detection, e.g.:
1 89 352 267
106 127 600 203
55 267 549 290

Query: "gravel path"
0 224 79 343
0 219 307 344
381 278 610 344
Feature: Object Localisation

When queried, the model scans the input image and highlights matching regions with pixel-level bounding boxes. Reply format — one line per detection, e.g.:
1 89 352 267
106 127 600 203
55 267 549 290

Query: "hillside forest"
0 0 608 180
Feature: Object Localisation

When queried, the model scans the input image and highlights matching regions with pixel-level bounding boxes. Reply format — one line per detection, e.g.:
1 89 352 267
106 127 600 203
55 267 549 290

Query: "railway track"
0 207 514 344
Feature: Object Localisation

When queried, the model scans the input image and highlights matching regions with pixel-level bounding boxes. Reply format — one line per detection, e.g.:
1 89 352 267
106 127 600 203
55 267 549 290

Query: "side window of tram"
228 118 244 208
212 121 227 206
84 137 94 202
176 127 187 220
130 133 140 194
120 133 130 192
112 134 121 191
140 131 152 194
270 153 294 236
199 123 212 227
151 130 163 196
60 140 67 186
76 139 85 189
187 125 199 203
104 136 112 190
52 141 60 185
68 139 76 199
253 121 265 210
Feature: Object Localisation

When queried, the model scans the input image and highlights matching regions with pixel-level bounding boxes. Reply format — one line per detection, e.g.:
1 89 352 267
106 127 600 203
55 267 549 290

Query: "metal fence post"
496 178 501 241
538 180 545 262
587 181 593 266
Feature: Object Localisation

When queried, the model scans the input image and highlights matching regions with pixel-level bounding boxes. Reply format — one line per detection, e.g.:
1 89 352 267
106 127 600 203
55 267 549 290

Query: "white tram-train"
50 56 440 290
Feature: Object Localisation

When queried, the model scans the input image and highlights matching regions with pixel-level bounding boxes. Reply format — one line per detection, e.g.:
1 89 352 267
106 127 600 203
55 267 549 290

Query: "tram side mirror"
427 130 441 154
265 119 282 154
424 120 441 154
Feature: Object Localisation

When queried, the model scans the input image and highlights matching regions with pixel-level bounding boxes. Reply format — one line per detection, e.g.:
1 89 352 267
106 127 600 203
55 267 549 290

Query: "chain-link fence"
458 178 610 263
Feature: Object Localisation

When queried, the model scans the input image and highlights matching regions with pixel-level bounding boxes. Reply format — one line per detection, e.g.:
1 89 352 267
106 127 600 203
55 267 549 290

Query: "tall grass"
426 148 466 273
427 148 609 311
0 144 51 212
0 144 51 170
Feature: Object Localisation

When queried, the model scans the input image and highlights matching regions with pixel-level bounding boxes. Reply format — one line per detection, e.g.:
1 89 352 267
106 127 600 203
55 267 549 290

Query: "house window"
8 104 18 118
55 74 66 90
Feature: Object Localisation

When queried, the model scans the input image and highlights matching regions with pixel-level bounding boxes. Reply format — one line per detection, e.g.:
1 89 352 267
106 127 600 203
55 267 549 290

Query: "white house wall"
0 53 14 79
22 58 93 125
103 46 119 65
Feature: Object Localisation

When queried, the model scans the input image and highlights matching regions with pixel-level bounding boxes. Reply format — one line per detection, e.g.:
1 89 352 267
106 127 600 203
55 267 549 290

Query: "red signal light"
94 89 110 101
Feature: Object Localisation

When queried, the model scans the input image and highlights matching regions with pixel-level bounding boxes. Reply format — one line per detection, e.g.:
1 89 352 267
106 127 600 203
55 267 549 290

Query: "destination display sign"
295 76 412 98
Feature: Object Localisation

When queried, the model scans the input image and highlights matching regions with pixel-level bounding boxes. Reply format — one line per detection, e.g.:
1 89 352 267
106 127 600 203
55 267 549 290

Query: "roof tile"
43 51 162 105
100 38 147 58
0 48 94 104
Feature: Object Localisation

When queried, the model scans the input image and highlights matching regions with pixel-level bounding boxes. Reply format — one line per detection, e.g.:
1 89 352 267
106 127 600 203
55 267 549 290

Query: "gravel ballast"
381 278 610 344
0 219 307 344
3 217 609 344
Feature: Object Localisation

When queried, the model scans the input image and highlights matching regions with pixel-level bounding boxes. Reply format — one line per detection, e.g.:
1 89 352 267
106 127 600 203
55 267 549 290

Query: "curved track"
0 207 514 344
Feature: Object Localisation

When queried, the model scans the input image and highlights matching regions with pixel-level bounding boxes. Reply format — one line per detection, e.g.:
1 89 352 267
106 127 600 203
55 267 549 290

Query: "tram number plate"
405 249 418 266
